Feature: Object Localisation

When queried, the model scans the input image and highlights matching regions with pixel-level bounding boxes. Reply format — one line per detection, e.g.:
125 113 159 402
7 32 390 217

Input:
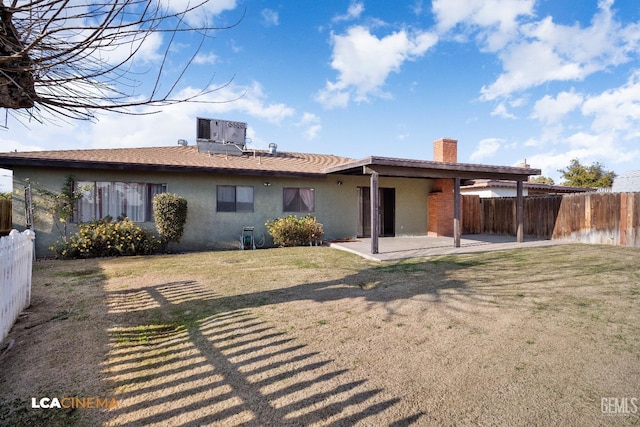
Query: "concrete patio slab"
329 234 578 261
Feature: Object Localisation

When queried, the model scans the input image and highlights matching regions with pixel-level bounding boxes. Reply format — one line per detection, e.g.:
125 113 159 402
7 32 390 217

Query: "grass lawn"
1 244 639 426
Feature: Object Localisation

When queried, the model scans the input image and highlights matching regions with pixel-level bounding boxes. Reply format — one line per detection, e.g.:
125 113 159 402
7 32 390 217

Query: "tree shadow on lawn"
101 261 481 426
105 307 421 426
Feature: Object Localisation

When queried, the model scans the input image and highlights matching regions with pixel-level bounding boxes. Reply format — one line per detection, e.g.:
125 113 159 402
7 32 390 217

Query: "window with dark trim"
217 185 254 212
283 187 315 212
76 181 166 222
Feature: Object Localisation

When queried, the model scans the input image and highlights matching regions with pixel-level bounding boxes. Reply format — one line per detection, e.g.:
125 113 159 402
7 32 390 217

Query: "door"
358 187 395 237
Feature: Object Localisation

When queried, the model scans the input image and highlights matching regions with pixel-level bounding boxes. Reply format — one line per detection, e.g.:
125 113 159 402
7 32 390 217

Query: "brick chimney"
433 138 457 163
428 138 458 237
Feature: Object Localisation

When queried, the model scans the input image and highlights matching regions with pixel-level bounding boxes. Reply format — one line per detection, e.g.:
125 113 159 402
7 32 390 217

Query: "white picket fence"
1 230 36 344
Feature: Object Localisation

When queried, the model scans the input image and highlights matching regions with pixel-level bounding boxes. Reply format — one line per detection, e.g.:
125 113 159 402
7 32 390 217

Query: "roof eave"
0 157 327 179
324 156 541 180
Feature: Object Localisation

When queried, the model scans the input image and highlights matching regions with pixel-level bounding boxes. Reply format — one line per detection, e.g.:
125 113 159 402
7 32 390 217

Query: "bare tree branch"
0 0 244 125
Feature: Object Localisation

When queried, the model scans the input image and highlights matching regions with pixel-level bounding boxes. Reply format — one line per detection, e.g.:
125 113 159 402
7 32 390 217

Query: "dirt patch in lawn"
1 244 640 426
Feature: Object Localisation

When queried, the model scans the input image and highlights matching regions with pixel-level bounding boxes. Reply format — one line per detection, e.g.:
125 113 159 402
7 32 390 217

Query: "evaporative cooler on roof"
196 118 247 155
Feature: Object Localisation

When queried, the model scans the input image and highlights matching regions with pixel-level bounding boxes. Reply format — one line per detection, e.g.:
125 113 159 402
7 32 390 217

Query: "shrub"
153 193 188 248
265 214 324 247
50 218 160 259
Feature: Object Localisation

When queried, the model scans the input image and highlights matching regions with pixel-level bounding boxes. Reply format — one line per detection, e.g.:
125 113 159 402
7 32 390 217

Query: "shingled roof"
0 144 542 182
0 146 355 178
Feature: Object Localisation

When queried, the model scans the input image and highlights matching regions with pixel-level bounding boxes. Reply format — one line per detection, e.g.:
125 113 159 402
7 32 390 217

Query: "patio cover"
324 156 541 254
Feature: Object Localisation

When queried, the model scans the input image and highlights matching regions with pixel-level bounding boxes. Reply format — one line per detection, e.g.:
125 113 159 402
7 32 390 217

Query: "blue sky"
2 0 640 190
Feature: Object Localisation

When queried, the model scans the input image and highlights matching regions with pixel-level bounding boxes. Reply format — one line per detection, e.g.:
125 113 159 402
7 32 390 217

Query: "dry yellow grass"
1 244 639 426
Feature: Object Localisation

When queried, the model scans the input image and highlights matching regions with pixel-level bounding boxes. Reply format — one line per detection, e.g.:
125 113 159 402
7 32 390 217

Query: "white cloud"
582 71 640 137
333 2 365 23
531 90 584 124
432 0 534 50
315 26 438 108
186 81 296 125
159 0 238 26
0 80 295 153
297 113 322 140
522 70 640 180
481 40 583 101
193 52 218 65
299 112 318 124
102 30 164 65
49 17 163 68
261 9 279 27
432 0 533 32
31 0 242 112
27 6 165 67
304 125 321 141
522 123 565 148
79 81 295 149
509 97 526 108
470 138 502 161
524 128 640 181
490 103 516 119
315 84 351 109
0 135 45 152
524 152 576 181
480 1 640 100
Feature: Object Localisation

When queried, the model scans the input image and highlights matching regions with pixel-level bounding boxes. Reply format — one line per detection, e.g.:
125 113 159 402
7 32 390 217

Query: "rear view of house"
0 119 539 256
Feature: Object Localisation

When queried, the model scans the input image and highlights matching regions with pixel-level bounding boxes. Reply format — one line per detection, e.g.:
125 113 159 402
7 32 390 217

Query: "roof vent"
268 143 277 155
177 139 188 146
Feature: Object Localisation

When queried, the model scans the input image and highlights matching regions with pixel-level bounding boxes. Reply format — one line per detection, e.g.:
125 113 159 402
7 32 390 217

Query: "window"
76 181 166 222
217 185 254 212
283 188 314 212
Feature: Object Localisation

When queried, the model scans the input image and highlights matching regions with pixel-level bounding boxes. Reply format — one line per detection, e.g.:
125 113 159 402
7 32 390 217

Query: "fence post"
516 181 524 242
621 193 628 246
24 229 35 306
626 193 635 247
584 193 592 231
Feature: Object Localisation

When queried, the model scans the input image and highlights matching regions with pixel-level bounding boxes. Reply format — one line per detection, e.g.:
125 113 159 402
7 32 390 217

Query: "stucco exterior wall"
12 168 67 255
11 167 433 256
382 176 433 236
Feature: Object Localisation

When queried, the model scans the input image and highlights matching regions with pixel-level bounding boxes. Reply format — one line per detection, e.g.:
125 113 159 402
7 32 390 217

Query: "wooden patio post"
516 180 524 242
371 171 379 254
454 177 461 248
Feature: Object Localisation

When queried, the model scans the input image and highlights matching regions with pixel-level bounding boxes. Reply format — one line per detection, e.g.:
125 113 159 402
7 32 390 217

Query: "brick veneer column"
428 178 454 237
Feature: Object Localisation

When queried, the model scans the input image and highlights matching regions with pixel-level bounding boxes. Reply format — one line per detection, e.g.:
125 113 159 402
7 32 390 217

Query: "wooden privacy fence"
1 229 35 344
462 195 562 239
0 199 11 235
552 192 640 246
463 192 640 247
